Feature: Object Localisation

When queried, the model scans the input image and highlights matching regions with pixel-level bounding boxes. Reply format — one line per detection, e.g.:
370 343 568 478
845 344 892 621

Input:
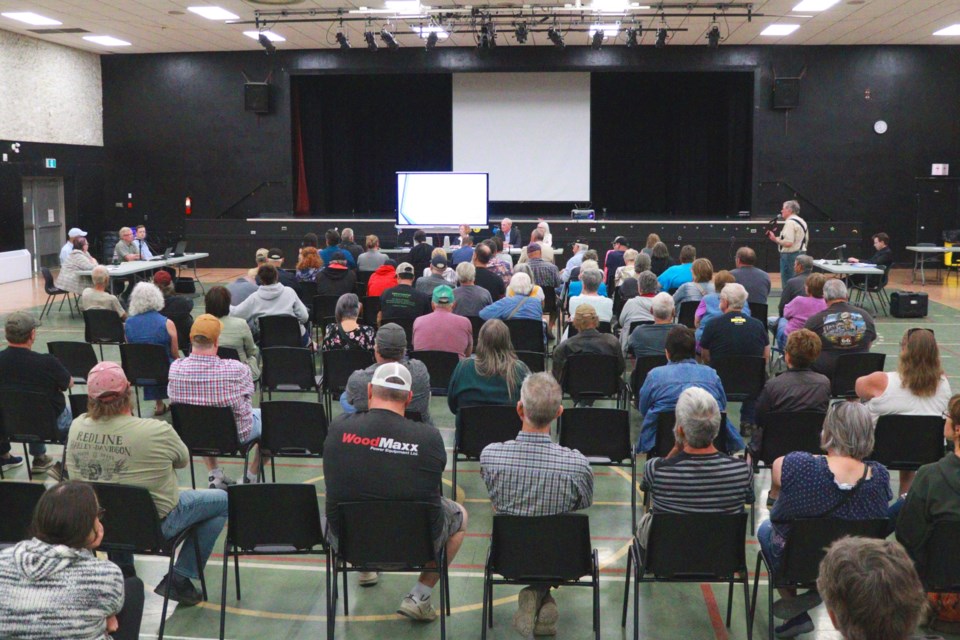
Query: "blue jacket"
320 245 357 269
657 262 693 292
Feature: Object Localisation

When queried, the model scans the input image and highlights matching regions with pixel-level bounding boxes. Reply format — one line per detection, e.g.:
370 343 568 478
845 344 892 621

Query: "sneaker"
31 455 55 474
358 571 380 587
153 574 202 607
775 612 814 638
397 594 438 622
512 587 539 636
0 455 24 472
47 462 68 481
533 592 558 636
242 474 259 485
208 474 237 490
772 590 822 620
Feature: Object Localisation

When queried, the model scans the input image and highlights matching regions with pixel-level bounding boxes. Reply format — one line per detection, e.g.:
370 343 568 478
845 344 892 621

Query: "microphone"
827 244 846 263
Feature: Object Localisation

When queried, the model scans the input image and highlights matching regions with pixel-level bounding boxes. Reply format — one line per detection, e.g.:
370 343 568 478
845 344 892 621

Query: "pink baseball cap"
87 361 131 400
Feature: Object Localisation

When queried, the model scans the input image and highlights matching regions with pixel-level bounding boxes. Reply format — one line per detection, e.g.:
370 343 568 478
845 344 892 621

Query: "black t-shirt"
408 243 434 280
699 311 768 359
323 409 447 540
0 347 71 415
474 265 506 301
381 284 432 320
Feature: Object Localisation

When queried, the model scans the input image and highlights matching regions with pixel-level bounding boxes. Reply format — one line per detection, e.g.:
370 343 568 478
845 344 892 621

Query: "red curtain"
292 82 310 217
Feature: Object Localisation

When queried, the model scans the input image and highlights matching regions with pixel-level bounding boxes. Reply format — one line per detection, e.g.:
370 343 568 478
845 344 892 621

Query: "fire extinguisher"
185 196 192 215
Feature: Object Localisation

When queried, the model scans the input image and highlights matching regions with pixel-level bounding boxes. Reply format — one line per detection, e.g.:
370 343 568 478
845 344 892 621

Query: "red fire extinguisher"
185 196 192 215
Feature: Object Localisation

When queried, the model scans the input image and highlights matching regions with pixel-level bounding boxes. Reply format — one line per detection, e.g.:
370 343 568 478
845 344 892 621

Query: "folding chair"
261 346 322 404
320 349 375 417
217 346 241 361
93 483 208 640
627 320 654 337
258 315 303 348
629 355 667 408
710 355 767 402
47 341 99 386
170 404 260 490
559 407 636 531
920 521 960 598
849 266 889 317
410 350 461 395
312 295 340 343
830 352 886 398
623 513 751 640
677 300 698 328
83 309 125 359
870 414 946 471
297 280 318 309
220 484 330 640
384 316 416 350
0 390 67 478
40 266 75 320
259 401 327 482
504 319 546 359
68 393 89 422
653 411 729 457
361 295 381 327
483 514 600 640
465 316 485 345
747 302 768 324
0 481 45 545
560 353 627 409
119 343 171 417
515 350 546 373
453 405 522 500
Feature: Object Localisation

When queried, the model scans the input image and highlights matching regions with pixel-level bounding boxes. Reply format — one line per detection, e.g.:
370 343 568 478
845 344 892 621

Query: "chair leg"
633 546 640 640
439 551 447 640
630 458 638 535
725 579 734 627
743 574 753 640
188 456 197 490
593 550 601 640
234 548 241 599
193 530 208 600
481 571 489 640
158 552 176 640
220 540 230 640
750 553 762 640
342 567 349 616
133 387 142 417
621 543 632 628
444 561 451 616
451 457 458 501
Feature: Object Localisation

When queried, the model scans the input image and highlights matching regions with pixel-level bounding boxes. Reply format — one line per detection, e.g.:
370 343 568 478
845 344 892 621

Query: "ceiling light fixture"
364 30 379 49
426 31 439 48
591 29 604 49
478 20 496 48
384 0 422 14
380 28 400 48
655 27 667 48
933 24 960 36
82 35 132 47
792 0 840 11
707 24 720 48
336 31 351 48
547 26 565 48
187 6 239 21
1 11 61 26
515 22 528 43
625 27 639 47
412 25 448 38
760 24 800 36
244 30 285 42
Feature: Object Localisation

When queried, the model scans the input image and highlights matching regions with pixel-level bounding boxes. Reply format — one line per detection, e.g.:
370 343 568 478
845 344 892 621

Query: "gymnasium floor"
1 267 958 640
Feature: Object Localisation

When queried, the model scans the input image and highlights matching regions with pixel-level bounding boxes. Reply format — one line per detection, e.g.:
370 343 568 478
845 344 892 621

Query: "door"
22 177 65 272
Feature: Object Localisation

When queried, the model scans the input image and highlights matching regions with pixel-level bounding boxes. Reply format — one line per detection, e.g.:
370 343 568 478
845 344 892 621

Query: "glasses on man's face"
97 507 106 522
906 327 934 339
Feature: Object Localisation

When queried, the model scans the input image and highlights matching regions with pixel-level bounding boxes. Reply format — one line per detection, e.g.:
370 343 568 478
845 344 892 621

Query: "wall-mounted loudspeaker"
772 78 800 110
244 82 270 114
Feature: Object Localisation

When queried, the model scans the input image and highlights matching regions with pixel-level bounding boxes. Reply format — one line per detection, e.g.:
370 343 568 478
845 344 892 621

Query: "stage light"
380 28 400 48
625 27 639 47
707 25 720 48
655 27 667 47
591 29 604 49
547 27 564 48
258 33 276 54
426 30 439 48
336 31 351 48
364 31 378 49
515 22 528 44
478 19 496 48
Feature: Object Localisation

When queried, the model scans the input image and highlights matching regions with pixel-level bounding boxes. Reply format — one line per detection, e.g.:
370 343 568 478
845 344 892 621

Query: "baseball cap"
153 271 172 287
396 262 415 278
383 258 398 267
370 362 412 392
613 236 628 246
267 248 284 261
376 323 407 359
527 242 541 254
431 254 448 269
87 361 130 400
5 311 38 337
432 285 454 304
573 303 599 324
67 227 87 238
255 248 269 263
190 314 223 341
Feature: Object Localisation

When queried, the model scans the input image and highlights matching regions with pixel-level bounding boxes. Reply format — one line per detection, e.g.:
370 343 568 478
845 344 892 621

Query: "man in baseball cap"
551 303 624 386
261 247 302 293
60 228 88 265
411 285 473 358
605 236 631 292
414 254 451 298
380 262 433 323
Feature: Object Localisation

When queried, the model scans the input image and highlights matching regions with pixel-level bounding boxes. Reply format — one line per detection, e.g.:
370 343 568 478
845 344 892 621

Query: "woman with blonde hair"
641 233 660 257
615 249 639 288
672 258 715 306
295 246 323 282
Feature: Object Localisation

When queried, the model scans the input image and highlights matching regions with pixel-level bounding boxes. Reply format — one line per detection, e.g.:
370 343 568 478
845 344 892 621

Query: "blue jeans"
4 404 72 457
339 391 357 415
757 519 781 575
775 317 788 351
160 489 229 580
243 408 262 444
779 251 803 291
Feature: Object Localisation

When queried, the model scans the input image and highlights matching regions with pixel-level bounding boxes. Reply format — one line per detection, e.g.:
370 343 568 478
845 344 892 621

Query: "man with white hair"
567 268 614 324
495 218 521 247
452 262 492 317
627 292 677 357
79 266 127 319
338 228 363 264
479 273 544 324
766 200 808 290
60 227 87 265
561 241 589 284
804 278 876 377
113 227 139 262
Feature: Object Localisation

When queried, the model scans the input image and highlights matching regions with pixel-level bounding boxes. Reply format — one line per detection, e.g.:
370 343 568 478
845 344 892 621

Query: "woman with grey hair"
321 292 376 351
567 268 613 325
618 271 660 338
509 264 544 301
125 282 178 415
565 259 608 298
757 401 892 638
480 272 545 324
619 254 652 300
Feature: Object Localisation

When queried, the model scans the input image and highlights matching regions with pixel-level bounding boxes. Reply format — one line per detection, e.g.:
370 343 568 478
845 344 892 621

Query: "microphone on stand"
826 244 846 264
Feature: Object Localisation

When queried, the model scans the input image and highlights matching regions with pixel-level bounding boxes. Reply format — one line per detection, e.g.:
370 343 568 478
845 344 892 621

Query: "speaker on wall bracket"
772 77 800 110
244 82 271 114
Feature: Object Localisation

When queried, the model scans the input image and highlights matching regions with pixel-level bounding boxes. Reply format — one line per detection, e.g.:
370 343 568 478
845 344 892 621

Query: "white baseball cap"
370 362 412 392
67 227 87 238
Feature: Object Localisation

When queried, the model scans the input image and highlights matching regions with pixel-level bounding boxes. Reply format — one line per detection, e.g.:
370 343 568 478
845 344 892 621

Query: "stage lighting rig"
257 32 276 54
591 29 604 49
477 17 496 48
381 28 400 48
335 31 350 48
514 22 528 44
426 30 439 48
547 26 564 48
364 30 378 50
655 27 667 48
625 27 638 47
707 24 720 48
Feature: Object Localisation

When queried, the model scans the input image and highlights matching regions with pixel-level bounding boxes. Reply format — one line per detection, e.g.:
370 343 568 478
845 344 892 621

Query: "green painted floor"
2 284 959 640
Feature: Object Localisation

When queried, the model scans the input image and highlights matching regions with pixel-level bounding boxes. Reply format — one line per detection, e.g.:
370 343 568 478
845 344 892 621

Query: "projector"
571 209 595 220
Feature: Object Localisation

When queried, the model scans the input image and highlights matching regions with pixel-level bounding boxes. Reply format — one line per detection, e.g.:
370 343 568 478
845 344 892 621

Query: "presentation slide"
452 72 591 202
396 172 488 227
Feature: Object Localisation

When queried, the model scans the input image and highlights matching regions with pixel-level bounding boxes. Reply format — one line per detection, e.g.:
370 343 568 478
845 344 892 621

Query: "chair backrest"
515 350 546 373
361 296 381 327
777 518 890 587
630 355 668 404
457 405 523 458
0 482 46 544
338 501 437 568
404 410 424 422
93 483 167 553
320 349 375 394
542 286 557 314
409 350 461 392
612 288 626 318
297 280 318 308
384 316 416 349
260 401 328 456
258 315 303 348
830 352 886 397
170 403 242 455
922 520 960 591
68 393 89 419
217 346 241 361
654 411 728 457
628 320 654 337
558 408 631 463
561 353 622 399
468 316 485 345
755 412 826 465
870 414 946 470
710 355 766 400
490 514 593 581
227 484 324 552
41 266 57 292
645 513 747 579
677 300 699 328
47 341 99 382
747 302 767 322
312 295 340 325
0 390 61 442
83 309 125 345
504 319 545 354
119 343 170 385
261 347 318 392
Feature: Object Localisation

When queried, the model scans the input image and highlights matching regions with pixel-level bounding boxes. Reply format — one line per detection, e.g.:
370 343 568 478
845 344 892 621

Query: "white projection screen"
452 72 591 202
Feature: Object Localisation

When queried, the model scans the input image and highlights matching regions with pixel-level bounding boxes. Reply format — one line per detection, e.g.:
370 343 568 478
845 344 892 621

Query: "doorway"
22 177 65 273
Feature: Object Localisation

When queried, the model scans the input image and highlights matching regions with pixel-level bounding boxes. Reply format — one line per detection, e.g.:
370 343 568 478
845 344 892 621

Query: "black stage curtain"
295 74 452 215
590 72 753 217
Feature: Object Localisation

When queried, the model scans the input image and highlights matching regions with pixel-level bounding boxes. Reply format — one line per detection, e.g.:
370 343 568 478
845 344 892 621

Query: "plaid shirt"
480 432 594 516
526 258 561 289
168 354 255 442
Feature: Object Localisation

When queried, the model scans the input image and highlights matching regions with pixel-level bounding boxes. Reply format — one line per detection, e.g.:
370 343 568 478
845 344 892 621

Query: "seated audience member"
604 236 629 292
341 323 432 424
227 248 267 307
618 254 652 300
750 329 830 455
730 246 771 305
263 248 301 294
480 273 544 324
322 293 376 352
560 241 588 284
168 315 262 488
509 264 545 301
366 259 398 298
457 224 472 242
618 271 660 339
614 249 639 288
453 262 492 317
68 361 229 605
637 387 753 547
896 393 960 633
319 229 357 268
496 217 521 247
857 327 951 494
153 271 194 356
448 320 530 427
451 234 474 267
416 254 453 296
778 255 815 317
315 250 357 298
521 242 561 289
480 372 592 636
204 286 260 381
413 286 473 357
80 265 127 319
694 270 751 344
552 304 624 383
637 326 743 453
56 236 98 295
125 283 178 416
358 234 389 272
536 221 553 248
0 481 141 640
641 233 660 257
775 272 827 351
657 244 696 293
565 258 608 298
672 258 715 306
757 402 892 638
381 262 432 322
487 237 514 285
627 293 678 358
848 231 894 268
295 246 323 283
804 278 876 377
60 227 87 264
472 243 508 301
567 268 614 329
407 229 434 278
566 250 598 289
649 241 675 276
300 232 319 252
323 363 468 622
519 230 555 265
231 264 310 346
338 228 364 264
817 537 929 640
248 248 269 278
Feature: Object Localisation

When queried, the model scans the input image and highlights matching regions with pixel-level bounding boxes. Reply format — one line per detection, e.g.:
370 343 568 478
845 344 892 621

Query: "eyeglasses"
906 327 934 339
97 507 106 522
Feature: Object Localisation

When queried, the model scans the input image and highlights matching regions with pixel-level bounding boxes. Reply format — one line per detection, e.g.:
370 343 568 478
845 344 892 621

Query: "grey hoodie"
230 282 309 328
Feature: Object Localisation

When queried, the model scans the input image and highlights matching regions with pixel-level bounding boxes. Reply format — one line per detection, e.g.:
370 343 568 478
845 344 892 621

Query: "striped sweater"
642 451 755 514
0 538 124 640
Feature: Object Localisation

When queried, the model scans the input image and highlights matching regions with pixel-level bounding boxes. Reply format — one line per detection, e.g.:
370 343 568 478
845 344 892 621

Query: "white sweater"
230 283 309 325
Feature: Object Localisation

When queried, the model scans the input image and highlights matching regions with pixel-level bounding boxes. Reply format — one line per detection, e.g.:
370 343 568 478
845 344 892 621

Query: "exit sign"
44 158 56 169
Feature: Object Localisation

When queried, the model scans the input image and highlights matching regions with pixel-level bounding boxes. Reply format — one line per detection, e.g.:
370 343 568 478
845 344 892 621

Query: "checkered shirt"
480 432 594 516
526 258 561 289
168 354 255 441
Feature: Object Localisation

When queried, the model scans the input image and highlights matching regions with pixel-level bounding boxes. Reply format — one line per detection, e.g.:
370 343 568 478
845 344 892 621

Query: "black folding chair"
629 355 667 408
0 390 67 478
320 349 375 417
93 483 208 640
653 411 729 457
69 393 89 421
870 414 946 471
297 280 318 309
468 316 485 346
383 316 416 350
259 401 328 482
48 341 98 386
170 404 260 490
119 343 171 417
361 295 381 327
628 320 654 337
830 352 886 398
560 353 627 409
312 295 340 343
505 318 546 354
542 287 559 336
217 346 241 361
453 405 523 500
83 309 125 359
747 302 768 324
0 481 45 544
623 513 750 640
483 514 600 640
330 501 451 639
261 346 322 404
559 407 636 531
750 517 889 639
258 315 303 348
220 484 329 640
677 300 698 328
40 266 75 320
515 350 546 373
410 350 461 395
850 266 889 317
710 355 767 402
920 520 960 596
